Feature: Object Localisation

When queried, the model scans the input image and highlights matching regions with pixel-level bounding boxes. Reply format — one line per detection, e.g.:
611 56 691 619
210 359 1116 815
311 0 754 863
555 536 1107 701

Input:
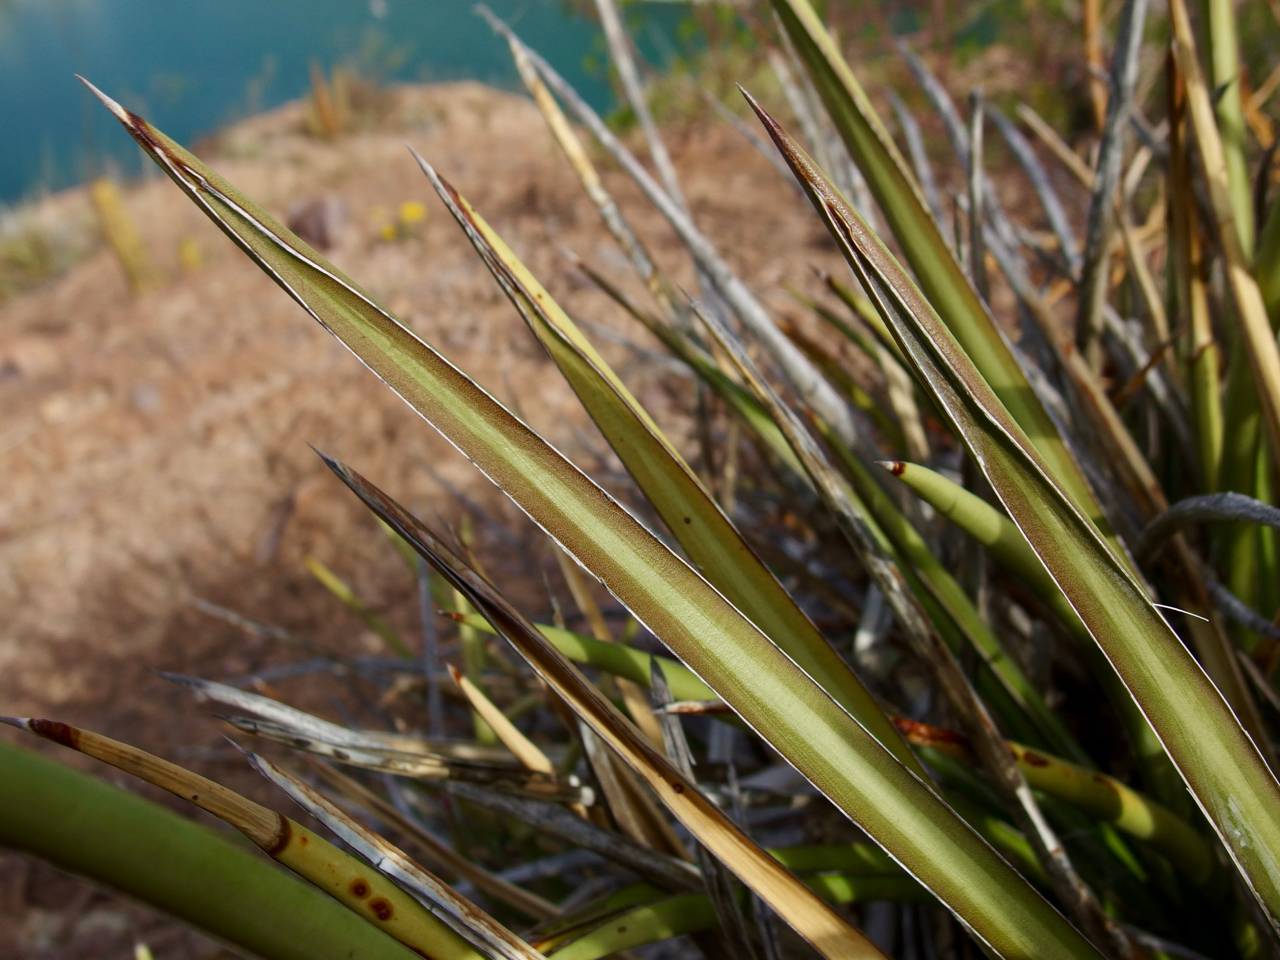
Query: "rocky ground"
0 81 847 957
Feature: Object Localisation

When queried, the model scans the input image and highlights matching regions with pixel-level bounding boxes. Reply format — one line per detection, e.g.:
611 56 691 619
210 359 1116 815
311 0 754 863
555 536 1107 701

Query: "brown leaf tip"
77 75 131 126
877 460 907 476
78 76 176 169
737 85 783 140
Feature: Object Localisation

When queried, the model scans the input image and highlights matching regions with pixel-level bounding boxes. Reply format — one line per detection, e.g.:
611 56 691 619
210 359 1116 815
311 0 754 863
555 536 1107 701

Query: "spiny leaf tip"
76 75 131 125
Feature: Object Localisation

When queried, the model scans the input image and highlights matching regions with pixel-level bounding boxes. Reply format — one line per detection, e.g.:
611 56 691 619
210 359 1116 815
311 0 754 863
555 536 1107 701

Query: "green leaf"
90 83 1103 959
423 168 919 773
0 743 423 960
750 91 1280 934
767 0 1119 549
321 456 885 959
881 460 1073 623
6 720 483 959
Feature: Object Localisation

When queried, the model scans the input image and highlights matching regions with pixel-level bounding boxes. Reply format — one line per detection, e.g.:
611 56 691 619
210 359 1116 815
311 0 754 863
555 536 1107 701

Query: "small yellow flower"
398 200 427 228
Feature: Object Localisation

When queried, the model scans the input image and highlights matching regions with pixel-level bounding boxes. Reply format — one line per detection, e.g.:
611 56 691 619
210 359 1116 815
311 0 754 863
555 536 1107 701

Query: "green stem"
1199 0 1253 258
0 742 420 960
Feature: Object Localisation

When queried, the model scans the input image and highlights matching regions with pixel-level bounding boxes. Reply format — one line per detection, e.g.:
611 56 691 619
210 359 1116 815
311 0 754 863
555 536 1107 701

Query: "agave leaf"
4 718 482 960
93 83 1100 958
881 460 1076 627
0 742 423 960
570 259 804 478
749 91 1280 932
695 300 1120 949
478 9 864 450
421 161 918 773
596 274 1076 755
320 455 885 959
311 761 559 921
892 717 1213 881
767 0 1117 548
466 608 1198 875
246 751 546 960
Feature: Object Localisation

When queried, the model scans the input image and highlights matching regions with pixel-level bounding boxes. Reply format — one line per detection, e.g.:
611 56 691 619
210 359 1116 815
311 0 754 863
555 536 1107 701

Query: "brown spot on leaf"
369 897 393 921
350 878 371 899
671 782 685 794
891 716 967 750
1021 750 1050 768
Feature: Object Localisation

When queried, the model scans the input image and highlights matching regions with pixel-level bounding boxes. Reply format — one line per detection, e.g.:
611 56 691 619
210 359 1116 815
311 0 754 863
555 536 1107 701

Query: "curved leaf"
422 163 918 773
86 82 1103 960
749 90 1280 934
767 0 1117 548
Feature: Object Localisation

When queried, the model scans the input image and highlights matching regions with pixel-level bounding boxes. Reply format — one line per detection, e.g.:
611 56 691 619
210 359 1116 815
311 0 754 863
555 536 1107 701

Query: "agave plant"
5 1 1280 957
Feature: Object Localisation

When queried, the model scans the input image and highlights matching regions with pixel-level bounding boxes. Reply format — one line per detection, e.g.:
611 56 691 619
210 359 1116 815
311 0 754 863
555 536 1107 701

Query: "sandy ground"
0 82 847 957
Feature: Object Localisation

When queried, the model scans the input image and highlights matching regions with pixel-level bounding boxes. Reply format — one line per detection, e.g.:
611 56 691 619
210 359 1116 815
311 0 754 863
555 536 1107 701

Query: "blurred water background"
0 0 687 203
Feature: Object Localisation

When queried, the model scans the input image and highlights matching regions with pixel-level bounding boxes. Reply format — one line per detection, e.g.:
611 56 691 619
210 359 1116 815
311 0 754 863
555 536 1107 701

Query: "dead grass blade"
749 86 1280 934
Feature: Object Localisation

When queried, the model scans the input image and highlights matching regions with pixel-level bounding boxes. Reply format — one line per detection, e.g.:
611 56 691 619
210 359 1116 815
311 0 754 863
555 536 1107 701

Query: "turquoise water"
0 1 687 204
